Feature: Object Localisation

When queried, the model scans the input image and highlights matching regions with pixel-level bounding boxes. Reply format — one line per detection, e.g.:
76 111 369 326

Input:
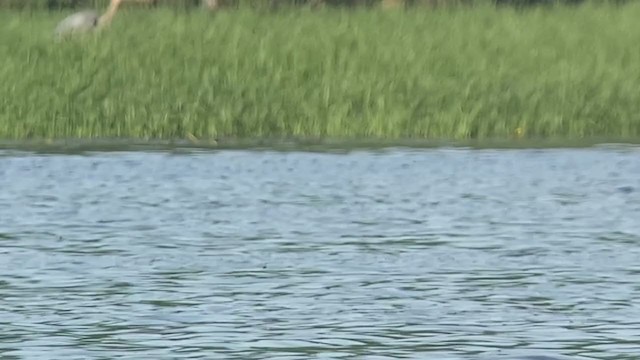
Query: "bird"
202 0 220 11
54 0 124 38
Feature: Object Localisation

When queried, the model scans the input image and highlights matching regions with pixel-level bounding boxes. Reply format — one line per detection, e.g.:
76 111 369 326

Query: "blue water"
1 147 639 359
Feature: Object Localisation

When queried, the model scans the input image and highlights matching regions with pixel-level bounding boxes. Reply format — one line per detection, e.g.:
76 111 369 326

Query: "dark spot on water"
617 186 634 194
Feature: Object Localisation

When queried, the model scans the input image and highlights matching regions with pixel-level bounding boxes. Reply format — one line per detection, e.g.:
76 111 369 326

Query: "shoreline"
1 137 639 153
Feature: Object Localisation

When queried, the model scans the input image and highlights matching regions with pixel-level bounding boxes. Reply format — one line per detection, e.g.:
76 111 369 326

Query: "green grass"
2 4 640 141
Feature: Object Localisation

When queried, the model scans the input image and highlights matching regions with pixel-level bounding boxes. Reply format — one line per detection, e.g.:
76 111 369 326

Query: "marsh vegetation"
1 2 639 141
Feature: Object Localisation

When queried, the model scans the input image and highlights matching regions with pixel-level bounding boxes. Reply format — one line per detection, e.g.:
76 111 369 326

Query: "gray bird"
54 0 123 37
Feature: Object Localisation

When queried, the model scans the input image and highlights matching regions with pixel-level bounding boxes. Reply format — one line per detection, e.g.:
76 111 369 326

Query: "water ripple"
0 148 639 359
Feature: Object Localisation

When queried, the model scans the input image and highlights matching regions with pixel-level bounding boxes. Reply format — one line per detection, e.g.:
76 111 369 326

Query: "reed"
2 3 640 141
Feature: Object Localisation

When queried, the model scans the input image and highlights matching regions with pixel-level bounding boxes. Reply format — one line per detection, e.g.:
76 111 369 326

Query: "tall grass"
2 4 640 141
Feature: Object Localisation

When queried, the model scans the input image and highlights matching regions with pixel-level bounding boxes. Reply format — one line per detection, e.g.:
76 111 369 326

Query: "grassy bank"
2 4 640 141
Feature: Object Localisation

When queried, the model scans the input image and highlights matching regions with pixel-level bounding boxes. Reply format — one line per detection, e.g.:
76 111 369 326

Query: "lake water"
1 146 639 360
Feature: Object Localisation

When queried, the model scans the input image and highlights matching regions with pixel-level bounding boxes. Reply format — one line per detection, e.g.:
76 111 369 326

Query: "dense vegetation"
1 3 640 141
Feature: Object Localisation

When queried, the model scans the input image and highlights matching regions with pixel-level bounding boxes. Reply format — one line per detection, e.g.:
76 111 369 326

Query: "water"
1 146 639 360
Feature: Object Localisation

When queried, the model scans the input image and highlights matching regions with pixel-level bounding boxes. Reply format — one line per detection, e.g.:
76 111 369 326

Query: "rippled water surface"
1 147 639 360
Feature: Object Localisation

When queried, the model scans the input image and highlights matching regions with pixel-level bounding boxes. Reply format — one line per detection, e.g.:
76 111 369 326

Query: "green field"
1 3 640 142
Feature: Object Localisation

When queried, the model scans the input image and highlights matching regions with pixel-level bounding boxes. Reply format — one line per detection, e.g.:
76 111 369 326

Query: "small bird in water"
54 0 124 38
